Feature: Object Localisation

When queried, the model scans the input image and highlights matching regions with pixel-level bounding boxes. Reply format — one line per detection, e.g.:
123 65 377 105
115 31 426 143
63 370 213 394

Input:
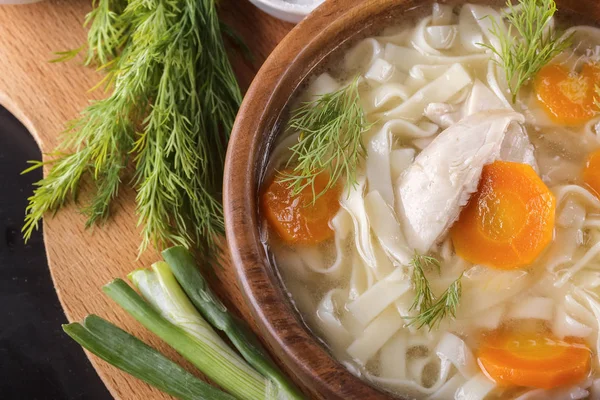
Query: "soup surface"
261 2 600 399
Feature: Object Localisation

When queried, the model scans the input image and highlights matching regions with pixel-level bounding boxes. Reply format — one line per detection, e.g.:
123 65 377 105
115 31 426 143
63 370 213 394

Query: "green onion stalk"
104 276 272 400
161 246 303 399
63 315 234 400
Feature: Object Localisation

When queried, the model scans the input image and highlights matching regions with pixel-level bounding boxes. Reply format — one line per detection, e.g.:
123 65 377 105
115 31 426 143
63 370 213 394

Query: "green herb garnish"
408 253 440 313
483 0 572 103
406 253 463 331
23 0 241 257
50 0 130 70
279 77 369 202
83 0 131 66
408 275 463 331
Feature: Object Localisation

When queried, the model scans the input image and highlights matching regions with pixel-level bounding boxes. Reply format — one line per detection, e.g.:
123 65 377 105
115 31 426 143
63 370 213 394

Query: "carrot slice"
478 330 591 389
535 63 600 126
261 170 341 245
451 161 556 270
583 149 600 198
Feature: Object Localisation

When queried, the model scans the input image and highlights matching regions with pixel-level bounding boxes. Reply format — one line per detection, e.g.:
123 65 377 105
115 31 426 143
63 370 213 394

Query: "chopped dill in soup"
261 0 600 398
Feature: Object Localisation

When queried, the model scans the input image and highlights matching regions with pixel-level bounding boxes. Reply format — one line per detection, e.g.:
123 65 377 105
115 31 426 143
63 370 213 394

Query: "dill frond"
23 0 242 260
408 275 463 331
23 152 91 241
82 161 125 227
483 0 573 103
50 47 85 63
23 96 135 241
408 253 440 312
132 0 239 255
84 0 130 66
279 77 369 203
405 253 463 331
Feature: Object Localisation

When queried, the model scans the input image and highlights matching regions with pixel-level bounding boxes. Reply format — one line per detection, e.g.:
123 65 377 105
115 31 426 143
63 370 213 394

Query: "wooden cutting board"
0 1 294 399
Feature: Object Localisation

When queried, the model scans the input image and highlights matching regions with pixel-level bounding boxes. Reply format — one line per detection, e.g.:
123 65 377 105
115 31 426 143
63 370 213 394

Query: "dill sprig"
84 0 131 66
23 95 136 237
51 0 130 66
406 253 463 331
278 77 369 202
483 0 572 103
408 254 440 312
408 276 463 331
23 0 242 258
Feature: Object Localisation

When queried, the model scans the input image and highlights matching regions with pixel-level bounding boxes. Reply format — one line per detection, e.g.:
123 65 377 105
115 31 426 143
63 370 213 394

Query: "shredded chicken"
395 110 526 253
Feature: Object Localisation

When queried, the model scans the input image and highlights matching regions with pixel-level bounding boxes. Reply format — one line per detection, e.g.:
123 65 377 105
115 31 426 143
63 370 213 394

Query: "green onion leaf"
63 315 234 400
162 246 304 399
103 277 268 400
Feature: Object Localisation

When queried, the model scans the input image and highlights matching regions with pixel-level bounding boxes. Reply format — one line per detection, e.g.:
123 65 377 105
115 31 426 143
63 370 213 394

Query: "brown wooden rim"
225 1 410 397
224 0 600 399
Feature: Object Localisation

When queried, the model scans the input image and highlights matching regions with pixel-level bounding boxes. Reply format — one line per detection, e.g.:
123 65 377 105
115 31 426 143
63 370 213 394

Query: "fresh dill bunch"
132 0 241 254
408 253 440 312
279 77 369 202
483 0 572 103
23 0 242 259
408 274 463 331
406 253 463 331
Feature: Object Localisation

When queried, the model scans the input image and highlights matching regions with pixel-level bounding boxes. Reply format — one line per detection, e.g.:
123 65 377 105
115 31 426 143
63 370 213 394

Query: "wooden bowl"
224 0 600 398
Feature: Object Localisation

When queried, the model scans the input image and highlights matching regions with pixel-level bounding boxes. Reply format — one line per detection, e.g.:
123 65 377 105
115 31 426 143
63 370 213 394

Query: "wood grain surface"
0 1 293 399
6 1 600 399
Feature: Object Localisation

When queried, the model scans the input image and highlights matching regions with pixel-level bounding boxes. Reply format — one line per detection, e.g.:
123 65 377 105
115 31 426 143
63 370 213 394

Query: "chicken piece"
467 80 538 171
501 123 538 171
427 80 538 170
395 110 526 254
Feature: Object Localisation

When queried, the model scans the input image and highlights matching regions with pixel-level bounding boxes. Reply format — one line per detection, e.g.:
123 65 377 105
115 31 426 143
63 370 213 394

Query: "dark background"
0 106 111 399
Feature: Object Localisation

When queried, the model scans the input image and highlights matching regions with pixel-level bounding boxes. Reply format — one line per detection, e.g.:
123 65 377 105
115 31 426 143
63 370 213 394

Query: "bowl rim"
224 1 405 397
224 0 600 398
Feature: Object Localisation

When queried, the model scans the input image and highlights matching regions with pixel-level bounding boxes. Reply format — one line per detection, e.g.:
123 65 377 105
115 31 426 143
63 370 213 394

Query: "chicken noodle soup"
261 1 600 399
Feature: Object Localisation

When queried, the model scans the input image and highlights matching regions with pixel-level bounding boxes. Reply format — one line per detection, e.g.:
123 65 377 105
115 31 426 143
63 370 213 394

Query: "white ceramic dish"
247 0 323 23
